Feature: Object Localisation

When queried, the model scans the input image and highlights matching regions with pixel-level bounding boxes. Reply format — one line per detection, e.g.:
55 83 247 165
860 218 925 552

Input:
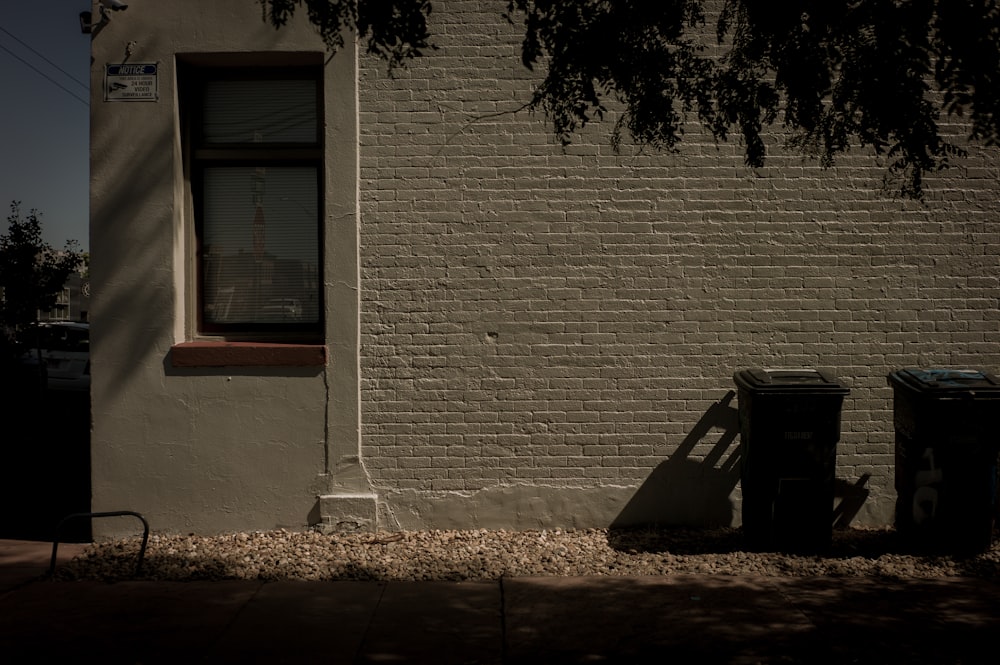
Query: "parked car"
25 322 90 392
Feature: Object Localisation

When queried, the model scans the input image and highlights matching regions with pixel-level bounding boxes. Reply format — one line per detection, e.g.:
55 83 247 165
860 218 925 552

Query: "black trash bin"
888 368 1000 554
734 368 850 551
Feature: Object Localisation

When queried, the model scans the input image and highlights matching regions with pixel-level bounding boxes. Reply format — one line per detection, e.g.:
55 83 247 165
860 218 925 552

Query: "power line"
0 25 88 91
0 42 88 107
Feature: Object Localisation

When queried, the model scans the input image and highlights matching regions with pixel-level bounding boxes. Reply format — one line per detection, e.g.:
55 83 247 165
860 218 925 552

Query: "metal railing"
49 511 149 577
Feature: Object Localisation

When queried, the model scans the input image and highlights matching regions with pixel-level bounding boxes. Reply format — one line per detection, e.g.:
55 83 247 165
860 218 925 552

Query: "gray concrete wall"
89 1 361 537
90 0 1000 537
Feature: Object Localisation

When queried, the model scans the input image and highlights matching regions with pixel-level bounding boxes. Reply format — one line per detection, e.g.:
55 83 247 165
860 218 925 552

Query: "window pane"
201 167 320 326
203 80 317 144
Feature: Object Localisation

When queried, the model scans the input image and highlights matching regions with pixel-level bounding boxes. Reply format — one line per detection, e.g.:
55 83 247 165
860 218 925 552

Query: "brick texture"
357 2 1000 518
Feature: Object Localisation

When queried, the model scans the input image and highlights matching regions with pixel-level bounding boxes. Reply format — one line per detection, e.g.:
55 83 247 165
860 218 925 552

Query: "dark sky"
0 1 90 250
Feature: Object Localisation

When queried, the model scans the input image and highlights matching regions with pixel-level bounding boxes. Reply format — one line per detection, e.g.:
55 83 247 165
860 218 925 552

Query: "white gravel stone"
54 527 1000 582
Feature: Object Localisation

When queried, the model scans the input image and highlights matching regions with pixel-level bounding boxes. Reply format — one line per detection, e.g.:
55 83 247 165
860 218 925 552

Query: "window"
184 65 323 340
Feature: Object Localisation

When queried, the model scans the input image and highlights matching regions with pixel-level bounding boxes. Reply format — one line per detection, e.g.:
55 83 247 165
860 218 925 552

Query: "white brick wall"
357 1 1000 528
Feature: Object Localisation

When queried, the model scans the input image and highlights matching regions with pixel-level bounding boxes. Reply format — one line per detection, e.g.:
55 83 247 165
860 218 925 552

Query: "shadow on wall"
611 391 742 529
834 473 870 529
609 391 872 531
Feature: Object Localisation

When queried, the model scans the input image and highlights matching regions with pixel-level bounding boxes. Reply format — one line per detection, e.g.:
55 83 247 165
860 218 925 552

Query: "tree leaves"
510 0 998 199
507 0 714 151
0 202 84 356
259 0 432 69
263 0 1000 199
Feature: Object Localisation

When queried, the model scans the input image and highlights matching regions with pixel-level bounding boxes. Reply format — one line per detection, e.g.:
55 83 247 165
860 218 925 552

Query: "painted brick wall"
357 1 1000 528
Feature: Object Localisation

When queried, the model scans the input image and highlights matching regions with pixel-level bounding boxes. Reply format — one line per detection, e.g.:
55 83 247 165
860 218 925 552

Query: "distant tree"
259 0 1000 198
0 202 84 362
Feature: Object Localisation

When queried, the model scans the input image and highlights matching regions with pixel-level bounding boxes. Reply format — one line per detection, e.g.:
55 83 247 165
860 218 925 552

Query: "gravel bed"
54 527 1000 582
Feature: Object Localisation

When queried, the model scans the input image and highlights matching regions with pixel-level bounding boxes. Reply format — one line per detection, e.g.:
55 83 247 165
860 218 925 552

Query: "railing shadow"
609 390 742 532
833 473 871 529
608 389 876 554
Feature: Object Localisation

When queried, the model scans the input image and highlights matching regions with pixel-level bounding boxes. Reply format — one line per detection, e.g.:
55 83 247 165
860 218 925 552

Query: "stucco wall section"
89 1 358 537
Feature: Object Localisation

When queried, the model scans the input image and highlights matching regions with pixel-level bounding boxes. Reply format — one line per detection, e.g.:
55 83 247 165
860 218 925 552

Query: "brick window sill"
170 342 327 368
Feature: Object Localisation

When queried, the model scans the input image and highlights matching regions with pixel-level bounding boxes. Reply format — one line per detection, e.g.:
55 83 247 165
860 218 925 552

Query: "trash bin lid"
888 368 1000 396
733 368 849 394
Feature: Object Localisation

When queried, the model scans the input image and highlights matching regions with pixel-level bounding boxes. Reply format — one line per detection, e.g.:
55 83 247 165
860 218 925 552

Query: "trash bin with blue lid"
734 368 850 552
888 368 1000 553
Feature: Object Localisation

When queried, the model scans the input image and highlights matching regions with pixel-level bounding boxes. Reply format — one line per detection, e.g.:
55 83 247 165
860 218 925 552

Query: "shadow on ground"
0 380 91 543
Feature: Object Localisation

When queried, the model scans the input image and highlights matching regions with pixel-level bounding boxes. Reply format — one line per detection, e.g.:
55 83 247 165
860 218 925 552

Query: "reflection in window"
202 167 319 326
186 67 323 338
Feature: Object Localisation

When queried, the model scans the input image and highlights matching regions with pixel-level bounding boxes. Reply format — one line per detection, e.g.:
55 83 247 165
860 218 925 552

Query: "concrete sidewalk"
3 539 1000 664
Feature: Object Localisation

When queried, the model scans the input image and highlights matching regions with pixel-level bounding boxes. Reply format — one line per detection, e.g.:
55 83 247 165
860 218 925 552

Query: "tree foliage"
262 0 1000 198
259 0 433 68
0 202 84 358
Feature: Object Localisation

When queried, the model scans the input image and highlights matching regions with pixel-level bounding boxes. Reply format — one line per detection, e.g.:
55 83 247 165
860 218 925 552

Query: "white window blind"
202 80 317 144
201 167 319 326
192 72 322 335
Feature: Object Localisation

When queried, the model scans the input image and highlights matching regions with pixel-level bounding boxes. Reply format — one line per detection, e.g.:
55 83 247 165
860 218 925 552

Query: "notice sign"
104 63 158 101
